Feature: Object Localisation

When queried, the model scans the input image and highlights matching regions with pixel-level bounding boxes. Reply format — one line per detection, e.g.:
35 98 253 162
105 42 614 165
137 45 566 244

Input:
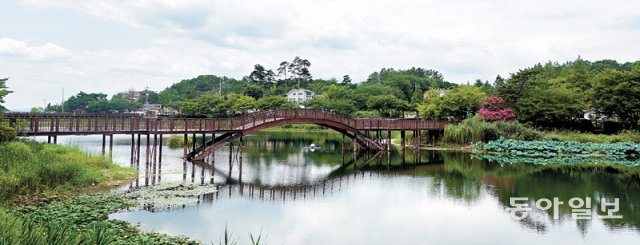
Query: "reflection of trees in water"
439 151 640 235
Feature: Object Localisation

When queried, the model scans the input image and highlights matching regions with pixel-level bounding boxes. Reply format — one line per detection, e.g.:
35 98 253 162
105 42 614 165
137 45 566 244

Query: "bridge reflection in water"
129 139 443 208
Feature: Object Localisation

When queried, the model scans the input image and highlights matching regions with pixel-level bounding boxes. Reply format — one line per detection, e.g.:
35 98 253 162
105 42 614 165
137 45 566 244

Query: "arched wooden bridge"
1 109 449 161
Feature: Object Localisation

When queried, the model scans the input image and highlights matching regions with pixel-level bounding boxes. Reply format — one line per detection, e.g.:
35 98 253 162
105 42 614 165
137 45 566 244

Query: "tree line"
19 57 640 130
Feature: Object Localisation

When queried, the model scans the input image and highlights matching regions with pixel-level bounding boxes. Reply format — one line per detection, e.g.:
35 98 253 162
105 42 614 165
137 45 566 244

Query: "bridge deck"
1 109 448 136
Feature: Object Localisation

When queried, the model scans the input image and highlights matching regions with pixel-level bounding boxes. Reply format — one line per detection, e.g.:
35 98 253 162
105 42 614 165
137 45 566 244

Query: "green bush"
494 121 543 140
442 115 542 145
167 135 192 148
0 141 133 202
0 125 17 142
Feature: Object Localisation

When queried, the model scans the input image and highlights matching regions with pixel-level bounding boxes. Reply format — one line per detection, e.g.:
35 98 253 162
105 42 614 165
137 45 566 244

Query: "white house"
286 88 315 103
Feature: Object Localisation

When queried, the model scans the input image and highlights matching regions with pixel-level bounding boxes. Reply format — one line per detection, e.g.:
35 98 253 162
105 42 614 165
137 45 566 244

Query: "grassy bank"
0 141 135 202
0 141 200 244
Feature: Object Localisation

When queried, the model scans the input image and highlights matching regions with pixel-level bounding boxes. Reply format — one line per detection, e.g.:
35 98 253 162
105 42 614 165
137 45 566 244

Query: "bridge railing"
1 109 449 135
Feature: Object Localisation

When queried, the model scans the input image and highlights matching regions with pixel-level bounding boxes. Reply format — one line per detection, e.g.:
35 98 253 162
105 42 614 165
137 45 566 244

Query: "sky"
1 0 639 110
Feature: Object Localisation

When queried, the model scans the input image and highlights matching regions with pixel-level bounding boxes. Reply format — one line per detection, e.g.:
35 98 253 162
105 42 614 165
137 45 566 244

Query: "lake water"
39 131 640 244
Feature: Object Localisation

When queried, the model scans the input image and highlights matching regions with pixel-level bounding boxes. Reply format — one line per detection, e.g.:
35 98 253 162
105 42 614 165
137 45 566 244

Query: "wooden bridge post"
53 135 57 144
183 134 188 159
201 133 205 151
401 130 406 151
137 134 141 166
145 134 150 168
47 135 51 144
387 130 391 152
152 134 158 183
158 134 163 163
109 134 113 160
192 133 196 153
101 134 106 155
130 134 135 165
239 137 243 183
210 132 216 165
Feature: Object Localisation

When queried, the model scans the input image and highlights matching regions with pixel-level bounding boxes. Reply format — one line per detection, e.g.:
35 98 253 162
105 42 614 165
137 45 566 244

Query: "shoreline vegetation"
0 140 201 244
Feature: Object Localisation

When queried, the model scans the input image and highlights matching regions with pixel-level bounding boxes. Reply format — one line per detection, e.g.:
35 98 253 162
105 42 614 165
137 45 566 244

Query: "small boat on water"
303 143 321 152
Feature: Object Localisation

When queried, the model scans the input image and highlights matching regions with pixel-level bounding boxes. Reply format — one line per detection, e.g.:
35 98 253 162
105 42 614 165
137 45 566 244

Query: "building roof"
287 88 315 95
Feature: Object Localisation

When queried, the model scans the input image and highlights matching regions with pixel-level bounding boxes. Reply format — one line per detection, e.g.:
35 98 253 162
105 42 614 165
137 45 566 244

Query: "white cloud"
2 0 640 109
0 38 69 60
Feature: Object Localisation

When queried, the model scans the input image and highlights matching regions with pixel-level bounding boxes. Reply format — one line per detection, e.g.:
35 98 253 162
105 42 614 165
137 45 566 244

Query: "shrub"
478 96 516 121
167 135 191 148
442 115 542 145
0 125 17 142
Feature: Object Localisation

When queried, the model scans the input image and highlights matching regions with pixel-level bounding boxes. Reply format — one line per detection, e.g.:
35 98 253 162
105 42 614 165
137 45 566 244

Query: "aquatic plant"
121 183 217 211
474 138 640 156
4 194 196 244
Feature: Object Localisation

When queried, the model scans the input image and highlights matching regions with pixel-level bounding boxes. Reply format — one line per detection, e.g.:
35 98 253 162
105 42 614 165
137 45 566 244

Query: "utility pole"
61 87 65 113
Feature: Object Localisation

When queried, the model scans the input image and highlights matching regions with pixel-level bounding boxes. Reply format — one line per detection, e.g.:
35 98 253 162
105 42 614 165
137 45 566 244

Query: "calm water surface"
39 131 640 244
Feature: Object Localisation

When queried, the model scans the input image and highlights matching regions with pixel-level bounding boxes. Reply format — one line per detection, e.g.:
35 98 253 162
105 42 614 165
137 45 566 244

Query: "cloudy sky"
1 0 639 110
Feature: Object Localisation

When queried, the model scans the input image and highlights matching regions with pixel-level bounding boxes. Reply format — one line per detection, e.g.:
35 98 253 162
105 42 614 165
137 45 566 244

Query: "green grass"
0 141 136 203
543 130 640 143
442 116 542 145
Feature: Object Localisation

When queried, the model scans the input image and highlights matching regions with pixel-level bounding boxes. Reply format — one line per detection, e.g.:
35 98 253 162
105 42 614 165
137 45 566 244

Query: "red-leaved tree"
478 96 516 121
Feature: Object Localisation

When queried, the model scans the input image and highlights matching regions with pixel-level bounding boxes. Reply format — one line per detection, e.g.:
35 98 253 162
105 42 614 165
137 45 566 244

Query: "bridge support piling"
201 133 205 151
136 134 141 166
109 134 113 159
47 136 51 144
101 134 106 155
386 130 391 152
182 134 188 159
152 134 157 185
211 132 216 164
401 130 406 151
158 134 163 163
192 133 196 153
239 137 243 183
130 134 135 165
53 136 57 144
145 134 150 168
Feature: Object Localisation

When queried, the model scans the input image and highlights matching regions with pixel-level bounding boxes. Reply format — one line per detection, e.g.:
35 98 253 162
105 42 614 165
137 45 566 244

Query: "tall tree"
248 64 276 87
277 61 290 80
593 67 640 129
342 75 352 84
0 78 12 112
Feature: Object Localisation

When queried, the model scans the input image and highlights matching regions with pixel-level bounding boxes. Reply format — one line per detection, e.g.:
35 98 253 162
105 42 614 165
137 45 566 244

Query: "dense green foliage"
592 66 640 129
1 195 194 244
38 57 640 133
0 125 17 142
474 138 640 156
0 141 134 202
418 85 486 120
496 59 640 128
442 116 542 145
0 78 11 112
